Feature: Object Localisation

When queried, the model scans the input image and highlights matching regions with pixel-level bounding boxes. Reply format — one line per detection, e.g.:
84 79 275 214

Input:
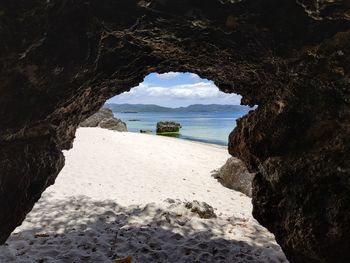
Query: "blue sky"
107 72 242 107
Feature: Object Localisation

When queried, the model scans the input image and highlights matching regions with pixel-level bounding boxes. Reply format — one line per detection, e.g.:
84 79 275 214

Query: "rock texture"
212 157 254 197
184 201 217 219
80 108 127 132
0 1 349 262
140 129 152 134
80 108 115 127
156 122 182 133
99 118 127 132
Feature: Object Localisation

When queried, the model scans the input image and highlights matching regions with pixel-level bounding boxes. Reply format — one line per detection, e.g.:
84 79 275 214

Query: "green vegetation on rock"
156 132 181 138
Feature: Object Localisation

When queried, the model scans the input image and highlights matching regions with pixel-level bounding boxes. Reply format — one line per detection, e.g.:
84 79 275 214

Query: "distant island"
105 103 253 113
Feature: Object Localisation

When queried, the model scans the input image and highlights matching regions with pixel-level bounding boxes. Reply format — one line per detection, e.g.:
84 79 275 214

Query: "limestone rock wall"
0 1 349 262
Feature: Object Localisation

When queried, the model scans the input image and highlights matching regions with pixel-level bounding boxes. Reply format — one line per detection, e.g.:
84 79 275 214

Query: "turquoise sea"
114 111 250 146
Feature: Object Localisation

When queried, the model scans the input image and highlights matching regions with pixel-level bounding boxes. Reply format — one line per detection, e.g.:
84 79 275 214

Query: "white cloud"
114 82 242 106
155 72 181 79
189 73 200 80
107 72 242 106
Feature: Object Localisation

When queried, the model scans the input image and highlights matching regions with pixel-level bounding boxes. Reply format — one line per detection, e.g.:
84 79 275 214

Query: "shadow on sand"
0 193 287 263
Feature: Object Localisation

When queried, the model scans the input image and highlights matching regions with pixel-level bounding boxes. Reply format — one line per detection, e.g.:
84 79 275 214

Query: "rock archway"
0 1 349 262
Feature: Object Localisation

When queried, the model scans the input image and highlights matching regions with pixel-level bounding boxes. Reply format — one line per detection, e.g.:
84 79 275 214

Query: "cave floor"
0 128 287 263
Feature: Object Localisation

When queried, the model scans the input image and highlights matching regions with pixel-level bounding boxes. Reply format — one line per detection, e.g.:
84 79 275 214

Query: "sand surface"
0 128 288 263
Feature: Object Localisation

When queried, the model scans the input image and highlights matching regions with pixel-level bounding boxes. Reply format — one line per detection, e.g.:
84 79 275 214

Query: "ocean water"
114 111 250 146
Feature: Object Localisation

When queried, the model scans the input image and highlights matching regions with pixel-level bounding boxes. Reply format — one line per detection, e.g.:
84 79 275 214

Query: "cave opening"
1 72 288 262
105 72 253 146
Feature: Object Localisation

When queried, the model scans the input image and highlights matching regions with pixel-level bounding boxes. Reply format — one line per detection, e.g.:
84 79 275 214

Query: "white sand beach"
0 128 288 263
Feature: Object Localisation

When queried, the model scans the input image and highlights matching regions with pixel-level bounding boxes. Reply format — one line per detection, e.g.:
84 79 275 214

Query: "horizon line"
104 102 249 109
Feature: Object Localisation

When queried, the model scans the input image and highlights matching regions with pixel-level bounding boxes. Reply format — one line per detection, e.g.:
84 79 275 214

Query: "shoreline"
133 130 229 150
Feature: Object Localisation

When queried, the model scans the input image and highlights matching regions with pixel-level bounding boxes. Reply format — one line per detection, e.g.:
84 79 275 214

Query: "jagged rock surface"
156 121 182 133
212 157 254 197
184 201 217 219
0 1 349 262
98 118 127 132
80 108 127 132
80 108 115 127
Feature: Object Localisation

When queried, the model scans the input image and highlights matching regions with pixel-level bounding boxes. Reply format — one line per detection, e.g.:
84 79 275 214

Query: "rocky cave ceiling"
0 0 349 262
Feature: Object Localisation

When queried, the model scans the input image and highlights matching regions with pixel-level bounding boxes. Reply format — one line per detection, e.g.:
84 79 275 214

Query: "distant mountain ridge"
105 103 252 113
